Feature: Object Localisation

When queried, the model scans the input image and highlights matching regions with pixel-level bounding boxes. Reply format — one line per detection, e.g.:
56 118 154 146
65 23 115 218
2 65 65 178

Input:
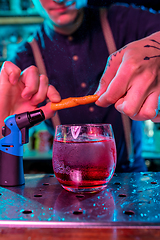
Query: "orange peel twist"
51 94 99 111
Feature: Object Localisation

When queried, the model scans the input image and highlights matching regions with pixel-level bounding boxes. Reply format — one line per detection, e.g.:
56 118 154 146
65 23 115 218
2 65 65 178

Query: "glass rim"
56 123 112 128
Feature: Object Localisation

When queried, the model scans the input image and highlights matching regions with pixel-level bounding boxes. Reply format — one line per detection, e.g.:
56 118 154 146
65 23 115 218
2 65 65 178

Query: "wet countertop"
0 172 160 239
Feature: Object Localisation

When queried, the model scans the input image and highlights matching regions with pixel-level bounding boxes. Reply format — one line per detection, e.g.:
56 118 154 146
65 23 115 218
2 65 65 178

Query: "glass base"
61 184 107 193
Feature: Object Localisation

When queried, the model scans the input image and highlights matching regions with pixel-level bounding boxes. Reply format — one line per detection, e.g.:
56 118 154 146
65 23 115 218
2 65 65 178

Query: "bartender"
1 0 160 172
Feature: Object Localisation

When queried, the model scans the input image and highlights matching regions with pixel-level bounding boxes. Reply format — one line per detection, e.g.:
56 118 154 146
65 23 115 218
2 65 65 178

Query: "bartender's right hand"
0 61 61 125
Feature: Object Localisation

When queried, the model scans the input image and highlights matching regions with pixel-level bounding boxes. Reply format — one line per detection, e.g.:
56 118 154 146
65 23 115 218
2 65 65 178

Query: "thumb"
40 101 56 120
95 50 124 106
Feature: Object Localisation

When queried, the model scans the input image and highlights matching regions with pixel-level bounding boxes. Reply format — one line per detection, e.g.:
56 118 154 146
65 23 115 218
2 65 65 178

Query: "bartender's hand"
95 31 160 122
0 61 61 131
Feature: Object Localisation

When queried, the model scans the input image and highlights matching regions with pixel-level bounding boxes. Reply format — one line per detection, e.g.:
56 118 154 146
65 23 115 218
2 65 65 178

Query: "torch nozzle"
15 109 45 130
28 109 45 126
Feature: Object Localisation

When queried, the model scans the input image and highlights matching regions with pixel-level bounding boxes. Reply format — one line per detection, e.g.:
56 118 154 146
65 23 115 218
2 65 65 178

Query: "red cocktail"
52 124 116 193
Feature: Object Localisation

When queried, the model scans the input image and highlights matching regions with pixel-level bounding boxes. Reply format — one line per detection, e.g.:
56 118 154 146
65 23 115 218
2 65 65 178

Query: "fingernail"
95 96 111 108
152 109 159 119
23 94 31 99
116 103 124 114
53 93 61 102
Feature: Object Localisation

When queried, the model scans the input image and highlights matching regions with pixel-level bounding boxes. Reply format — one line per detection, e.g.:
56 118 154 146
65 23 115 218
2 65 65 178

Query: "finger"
30 74 49 105
0 61 21 85
95 50 122 97
31 75 61 105
96 63 130 107
95 49 134 107
116 91 159 121
115 71 158 118
152 114 160 122
20 65 40 99
132 91 159 121
39 85 61 119
47 84 61 103
39 101 56 120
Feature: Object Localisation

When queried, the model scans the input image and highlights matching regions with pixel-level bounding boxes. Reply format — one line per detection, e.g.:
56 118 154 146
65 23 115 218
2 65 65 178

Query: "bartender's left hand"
0 61 61 121
95 31 160 122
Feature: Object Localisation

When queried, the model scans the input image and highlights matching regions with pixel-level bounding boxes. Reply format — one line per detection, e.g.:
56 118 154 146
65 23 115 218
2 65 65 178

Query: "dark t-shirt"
9 4 160 172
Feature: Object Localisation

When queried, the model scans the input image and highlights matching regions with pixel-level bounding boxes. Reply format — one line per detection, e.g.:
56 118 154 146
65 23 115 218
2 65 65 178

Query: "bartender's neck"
47 10 84 35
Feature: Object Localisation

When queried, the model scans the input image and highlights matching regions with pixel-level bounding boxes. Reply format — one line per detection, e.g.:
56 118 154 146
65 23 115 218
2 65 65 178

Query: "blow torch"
0 110 45 186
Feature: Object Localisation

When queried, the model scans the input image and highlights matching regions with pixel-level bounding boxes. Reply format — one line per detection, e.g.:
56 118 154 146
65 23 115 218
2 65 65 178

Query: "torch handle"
0 151 24 186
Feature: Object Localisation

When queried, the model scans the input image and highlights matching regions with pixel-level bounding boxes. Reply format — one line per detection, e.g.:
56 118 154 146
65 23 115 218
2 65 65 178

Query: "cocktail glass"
52 124 116 193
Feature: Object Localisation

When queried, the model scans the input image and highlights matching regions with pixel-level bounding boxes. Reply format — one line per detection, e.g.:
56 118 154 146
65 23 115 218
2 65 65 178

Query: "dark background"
88 0 160 11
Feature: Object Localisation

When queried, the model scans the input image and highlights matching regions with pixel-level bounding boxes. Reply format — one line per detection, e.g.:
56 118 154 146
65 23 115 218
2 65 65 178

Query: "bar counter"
0 172 160 239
